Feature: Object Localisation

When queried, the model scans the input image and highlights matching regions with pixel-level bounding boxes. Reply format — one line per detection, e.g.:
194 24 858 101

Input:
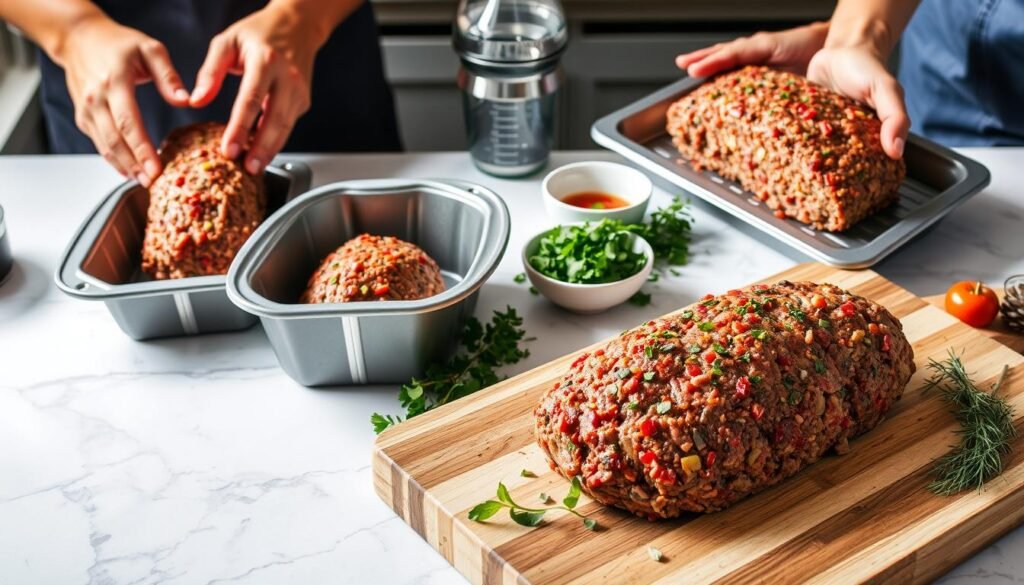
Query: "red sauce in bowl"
561 192 630 210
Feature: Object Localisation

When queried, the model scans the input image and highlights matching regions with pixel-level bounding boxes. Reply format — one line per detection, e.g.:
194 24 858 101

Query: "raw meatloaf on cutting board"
300 234 445 303
141 122 266 279
666 66 906 231
535 281 915 518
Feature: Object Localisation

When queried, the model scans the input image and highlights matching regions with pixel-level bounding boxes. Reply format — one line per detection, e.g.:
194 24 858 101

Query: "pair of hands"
675 22 909 160
58 4 319 187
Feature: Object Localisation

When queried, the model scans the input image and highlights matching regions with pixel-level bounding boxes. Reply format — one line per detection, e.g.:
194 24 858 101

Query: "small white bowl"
542 161 652 226
522 227 654 314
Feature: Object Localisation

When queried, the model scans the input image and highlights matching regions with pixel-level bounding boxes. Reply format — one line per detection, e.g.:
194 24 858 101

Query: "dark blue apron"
899 0 1024 146
39 0 401 153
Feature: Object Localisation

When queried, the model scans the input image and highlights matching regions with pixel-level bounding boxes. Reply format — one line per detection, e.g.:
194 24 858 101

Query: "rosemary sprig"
468 476 598 531
924 350 1015 495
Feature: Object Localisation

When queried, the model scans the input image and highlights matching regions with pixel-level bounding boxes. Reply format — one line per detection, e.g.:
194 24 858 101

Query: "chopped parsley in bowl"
528 220 649 284
522 220 653 313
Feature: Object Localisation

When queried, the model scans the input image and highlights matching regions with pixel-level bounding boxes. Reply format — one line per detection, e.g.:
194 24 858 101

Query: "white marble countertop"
1 149 1022 585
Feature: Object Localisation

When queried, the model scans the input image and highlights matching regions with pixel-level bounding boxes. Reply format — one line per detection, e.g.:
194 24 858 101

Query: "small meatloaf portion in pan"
666 66 906 231
300 234 446 303
535 280 915 517
141 122 266 279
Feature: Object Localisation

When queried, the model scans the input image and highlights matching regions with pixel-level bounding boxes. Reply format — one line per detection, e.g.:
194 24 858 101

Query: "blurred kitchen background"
0 0 834 155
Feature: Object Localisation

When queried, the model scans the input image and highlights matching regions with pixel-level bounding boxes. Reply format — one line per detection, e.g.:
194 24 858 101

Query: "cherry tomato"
945 281 999 328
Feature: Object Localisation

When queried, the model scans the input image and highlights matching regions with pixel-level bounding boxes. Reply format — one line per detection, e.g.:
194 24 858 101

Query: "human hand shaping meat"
189 1 330 175
55 14 190 186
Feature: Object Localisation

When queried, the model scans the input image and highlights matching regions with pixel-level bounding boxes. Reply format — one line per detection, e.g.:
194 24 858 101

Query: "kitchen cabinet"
558 32 737 149
0 25 45 154
377 0 835 151
382 36 466 151
372 0 836 25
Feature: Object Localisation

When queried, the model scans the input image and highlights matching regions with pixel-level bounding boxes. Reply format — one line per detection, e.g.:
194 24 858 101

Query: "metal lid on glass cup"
453 0 568 67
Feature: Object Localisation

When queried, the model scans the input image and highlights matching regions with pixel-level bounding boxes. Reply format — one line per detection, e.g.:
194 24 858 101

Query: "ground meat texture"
141 122 266 279
534 281 915 517
666 66 906 232
300 234 445 303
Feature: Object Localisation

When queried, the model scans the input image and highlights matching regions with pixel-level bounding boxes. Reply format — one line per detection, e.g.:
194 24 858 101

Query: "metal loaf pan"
591 77 992 268
55 161 312 340
226 179 510 387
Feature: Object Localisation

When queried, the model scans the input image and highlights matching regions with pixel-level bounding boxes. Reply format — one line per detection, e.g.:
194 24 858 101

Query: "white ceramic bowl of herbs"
522 221 654 314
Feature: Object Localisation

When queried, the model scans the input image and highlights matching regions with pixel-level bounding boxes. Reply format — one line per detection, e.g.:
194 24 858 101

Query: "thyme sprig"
468 476 598 530
924 351 1015 495
371 307 530 434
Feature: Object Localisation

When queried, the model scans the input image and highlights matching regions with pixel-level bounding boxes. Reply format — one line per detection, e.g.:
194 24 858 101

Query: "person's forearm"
267 0 364 46
825 0 921 58
0 0 109 66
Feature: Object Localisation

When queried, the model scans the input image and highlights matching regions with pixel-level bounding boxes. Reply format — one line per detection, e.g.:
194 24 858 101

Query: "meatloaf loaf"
535 281 914 517
141 122 266 279
300 234 445 303
666 66 906 231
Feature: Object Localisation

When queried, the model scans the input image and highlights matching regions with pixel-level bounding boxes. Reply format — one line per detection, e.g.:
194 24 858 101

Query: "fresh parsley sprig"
628 290 652 307
529 221 647 285
468 476 598 530
924 351 1015 495
625 197 693 303
371 307 530 434
626 197 693 267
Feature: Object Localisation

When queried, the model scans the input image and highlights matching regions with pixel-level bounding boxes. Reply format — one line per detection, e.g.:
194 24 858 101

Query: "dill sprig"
923 350 1015 495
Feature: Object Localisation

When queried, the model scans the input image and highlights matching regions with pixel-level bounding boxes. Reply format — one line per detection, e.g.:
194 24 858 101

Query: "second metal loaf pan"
226 179 510 386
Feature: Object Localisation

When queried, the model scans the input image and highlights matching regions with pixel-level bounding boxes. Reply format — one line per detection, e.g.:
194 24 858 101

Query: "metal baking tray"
591 77 992 268
55 161 312 340
226 179 510 386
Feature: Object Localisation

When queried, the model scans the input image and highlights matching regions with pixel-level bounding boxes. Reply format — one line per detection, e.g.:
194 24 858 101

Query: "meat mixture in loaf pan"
301 234 446 303
141 122 266 280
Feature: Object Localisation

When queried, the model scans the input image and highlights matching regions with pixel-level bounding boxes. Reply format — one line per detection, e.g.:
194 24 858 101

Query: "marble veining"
1 150 1022 584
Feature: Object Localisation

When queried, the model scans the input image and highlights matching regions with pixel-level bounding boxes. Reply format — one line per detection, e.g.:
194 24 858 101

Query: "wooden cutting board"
373 263 1024 585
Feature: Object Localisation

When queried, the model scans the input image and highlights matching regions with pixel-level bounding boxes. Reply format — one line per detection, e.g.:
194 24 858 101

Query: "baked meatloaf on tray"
141 122 266 280
535 281 914 518
666 66 906 232
301 234 445 304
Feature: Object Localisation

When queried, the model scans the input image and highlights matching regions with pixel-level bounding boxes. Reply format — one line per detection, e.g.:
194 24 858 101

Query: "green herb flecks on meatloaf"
667 66 906 232
535 281 915 518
